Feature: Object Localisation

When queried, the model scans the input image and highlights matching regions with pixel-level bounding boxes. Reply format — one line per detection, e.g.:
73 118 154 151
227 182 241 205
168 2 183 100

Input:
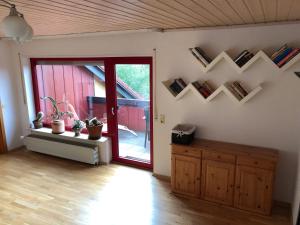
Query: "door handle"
111 107 115 116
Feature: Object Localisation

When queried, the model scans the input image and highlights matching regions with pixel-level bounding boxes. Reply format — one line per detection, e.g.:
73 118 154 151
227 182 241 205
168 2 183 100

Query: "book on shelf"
195 47 212 63
168 78 187 95
271 44 288 60
190 49 207 67
192 81 212 98
176 78 187 89
232 81 248 97
228 81 248 100
236 52 254 67
202 81 214 93
277 48 300 67
234 50 249 63
273 47 293 64
169 80 183 95
227 85 243 100
191 48 209 66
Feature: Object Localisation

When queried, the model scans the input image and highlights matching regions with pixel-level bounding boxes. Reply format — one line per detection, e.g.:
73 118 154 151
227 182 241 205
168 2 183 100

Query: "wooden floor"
0 149 291 225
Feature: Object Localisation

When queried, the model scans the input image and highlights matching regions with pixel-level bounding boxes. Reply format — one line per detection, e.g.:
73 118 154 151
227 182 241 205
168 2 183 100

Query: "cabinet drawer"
237 156 275 170
202 150 235 163
172 145 201 158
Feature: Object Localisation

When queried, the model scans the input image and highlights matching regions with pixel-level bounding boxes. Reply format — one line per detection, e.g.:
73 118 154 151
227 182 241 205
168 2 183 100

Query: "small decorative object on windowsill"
72 120 85 137
41 96 73 134
85 117 103 140
32 111 44 129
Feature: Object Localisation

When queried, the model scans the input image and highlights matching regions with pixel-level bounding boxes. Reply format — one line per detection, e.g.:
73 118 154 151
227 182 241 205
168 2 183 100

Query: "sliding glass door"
114 63 152 167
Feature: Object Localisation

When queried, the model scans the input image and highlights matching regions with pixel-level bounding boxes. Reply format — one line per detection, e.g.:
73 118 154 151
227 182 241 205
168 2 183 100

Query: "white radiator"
24 135 100 165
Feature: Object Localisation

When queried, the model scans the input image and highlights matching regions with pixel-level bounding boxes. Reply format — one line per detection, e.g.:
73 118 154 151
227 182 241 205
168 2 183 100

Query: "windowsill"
42 123 109 137
30 127 109 145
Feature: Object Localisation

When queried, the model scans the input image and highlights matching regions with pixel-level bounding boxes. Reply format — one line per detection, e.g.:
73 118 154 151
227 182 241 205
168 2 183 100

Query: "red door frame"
30 57 153 170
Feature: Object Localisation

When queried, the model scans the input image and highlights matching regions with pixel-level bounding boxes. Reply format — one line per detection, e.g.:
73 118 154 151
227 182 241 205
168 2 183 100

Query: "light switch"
160 114 165 124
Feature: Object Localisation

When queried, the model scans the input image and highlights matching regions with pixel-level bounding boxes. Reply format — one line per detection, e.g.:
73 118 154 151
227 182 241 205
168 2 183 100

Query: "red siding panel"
35 65 46 114
63 65 76 112
53 65 65 111
41 65 55 121
72 66 85 119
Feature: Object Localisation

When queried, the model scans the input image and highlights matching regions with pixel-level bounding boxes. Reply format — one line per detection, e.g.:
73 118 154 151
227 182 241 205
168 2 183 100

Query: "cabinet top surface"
172 139 279 161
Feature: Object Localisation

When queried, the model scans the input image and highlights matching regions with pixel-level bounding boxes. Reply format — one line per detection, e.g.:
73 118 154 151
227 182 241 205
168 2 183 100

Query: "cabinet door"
234 165 274 215
201 160 235 205
171 154 201 197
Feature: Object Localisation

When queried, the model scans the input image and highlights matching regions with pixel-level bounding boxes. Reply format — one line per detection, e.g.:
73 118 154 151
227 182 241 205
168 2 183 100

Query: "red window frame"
30 57 153 170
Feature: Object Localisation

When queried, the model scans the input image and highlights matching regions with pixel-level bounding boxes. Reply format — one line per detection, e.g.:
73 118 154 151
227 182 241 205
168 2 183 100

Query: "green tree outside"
116 64 150 100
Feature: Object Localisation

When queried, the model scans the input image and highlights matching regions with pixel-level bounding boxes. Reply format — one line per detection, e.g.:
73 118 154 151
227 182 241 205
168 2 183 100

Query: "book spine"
271 44 288 60
233 81 248 96
177 78 187 87
236 53 254 67
199 87 210 98
190 49 206 67
169 81 183 94
202 81 214 93
228 85 243 100
231 83 246 98
175 79 185 90
192 48 209 66
277 48 300 67
192 82 209 98
234 50 248 62
195 47 212 63
273 48 293 64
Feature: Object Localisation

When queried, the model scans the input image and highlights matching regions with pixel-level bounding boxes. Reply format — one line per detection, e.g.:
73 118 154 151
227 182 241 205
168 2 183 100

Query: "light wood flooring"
0 149 291 225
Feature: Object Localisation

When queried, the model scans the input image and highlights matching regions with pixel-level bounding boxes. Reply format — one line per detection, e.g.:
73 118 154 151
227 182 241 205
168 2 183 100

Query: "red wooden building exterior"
35 65 147 131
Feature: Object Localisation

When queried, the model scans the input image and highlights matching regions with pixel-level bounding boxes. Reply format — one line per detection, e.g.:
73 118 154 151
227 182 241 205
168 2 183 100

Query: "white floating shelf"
190 49 300 74
163 79 263 105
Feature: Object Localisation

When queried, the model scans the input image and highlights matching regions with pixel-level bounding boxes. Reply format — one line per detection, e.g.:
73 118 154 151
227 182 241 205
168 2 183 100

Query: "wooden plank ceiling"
0 0 299 37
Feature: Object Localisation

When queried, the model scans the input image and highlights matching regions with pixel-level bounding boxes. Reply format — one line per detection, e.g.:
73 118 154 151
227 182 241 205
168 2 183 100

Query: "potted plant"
85 117 103 140
72 120 85 137
41 96 73 134
32 111 44 129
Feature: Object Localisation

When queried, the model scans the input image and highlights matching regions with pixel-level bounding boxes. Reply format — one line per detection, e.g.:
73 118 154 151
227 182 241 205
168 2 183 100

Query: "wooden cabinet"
171 154 201 197
171 139 278 215
234 165 274 214
201 160 235 205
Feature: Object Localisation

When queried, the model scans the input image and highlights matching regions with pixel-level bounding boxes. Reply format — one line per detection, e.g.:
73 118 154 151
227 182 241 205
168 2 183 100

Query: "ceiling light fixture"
0 0 33 42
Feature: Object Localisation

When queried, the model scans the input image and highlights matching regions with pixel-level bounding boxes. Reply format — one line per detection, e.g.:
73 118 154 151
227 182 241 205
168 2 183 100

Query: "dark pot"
73 128 82 137
86 124 103 140
33 121 43 129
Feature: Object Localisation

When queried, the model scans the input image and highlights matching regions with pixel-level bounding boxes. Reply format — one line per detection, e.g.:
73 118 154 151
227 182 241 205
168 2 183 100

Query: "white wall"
0 41 23 150
9 23 300 203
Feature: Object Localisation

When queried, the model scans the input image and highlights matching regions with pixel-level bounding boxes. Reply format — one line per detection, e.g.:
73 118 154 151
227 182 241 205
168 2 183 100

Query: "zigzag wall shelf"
189 49 300 74
163 79 263 105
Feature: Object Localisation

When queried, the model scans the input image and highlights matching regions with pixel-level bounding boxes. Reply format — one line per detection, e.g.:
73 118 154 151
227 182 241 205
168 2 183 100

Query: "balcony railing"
87 96 149 132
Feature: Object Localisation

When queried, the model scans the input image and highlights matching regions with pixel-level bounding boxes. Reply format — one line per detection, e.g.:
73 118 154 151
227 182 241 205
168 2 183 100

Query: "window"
32 61 108 132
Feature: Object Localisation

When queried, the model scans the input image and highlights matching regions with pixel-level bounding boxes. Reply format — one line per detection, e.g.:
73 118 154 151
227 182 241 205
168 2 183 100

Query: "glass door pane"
115 64 151 164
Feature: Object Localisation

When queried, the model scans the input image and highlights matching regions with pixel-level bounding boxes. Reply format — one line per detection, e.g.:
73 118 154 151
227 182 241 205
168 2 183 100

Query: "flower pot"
51 120 65 134
73 128 82 137
33 121 43 129
86 124 103 140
